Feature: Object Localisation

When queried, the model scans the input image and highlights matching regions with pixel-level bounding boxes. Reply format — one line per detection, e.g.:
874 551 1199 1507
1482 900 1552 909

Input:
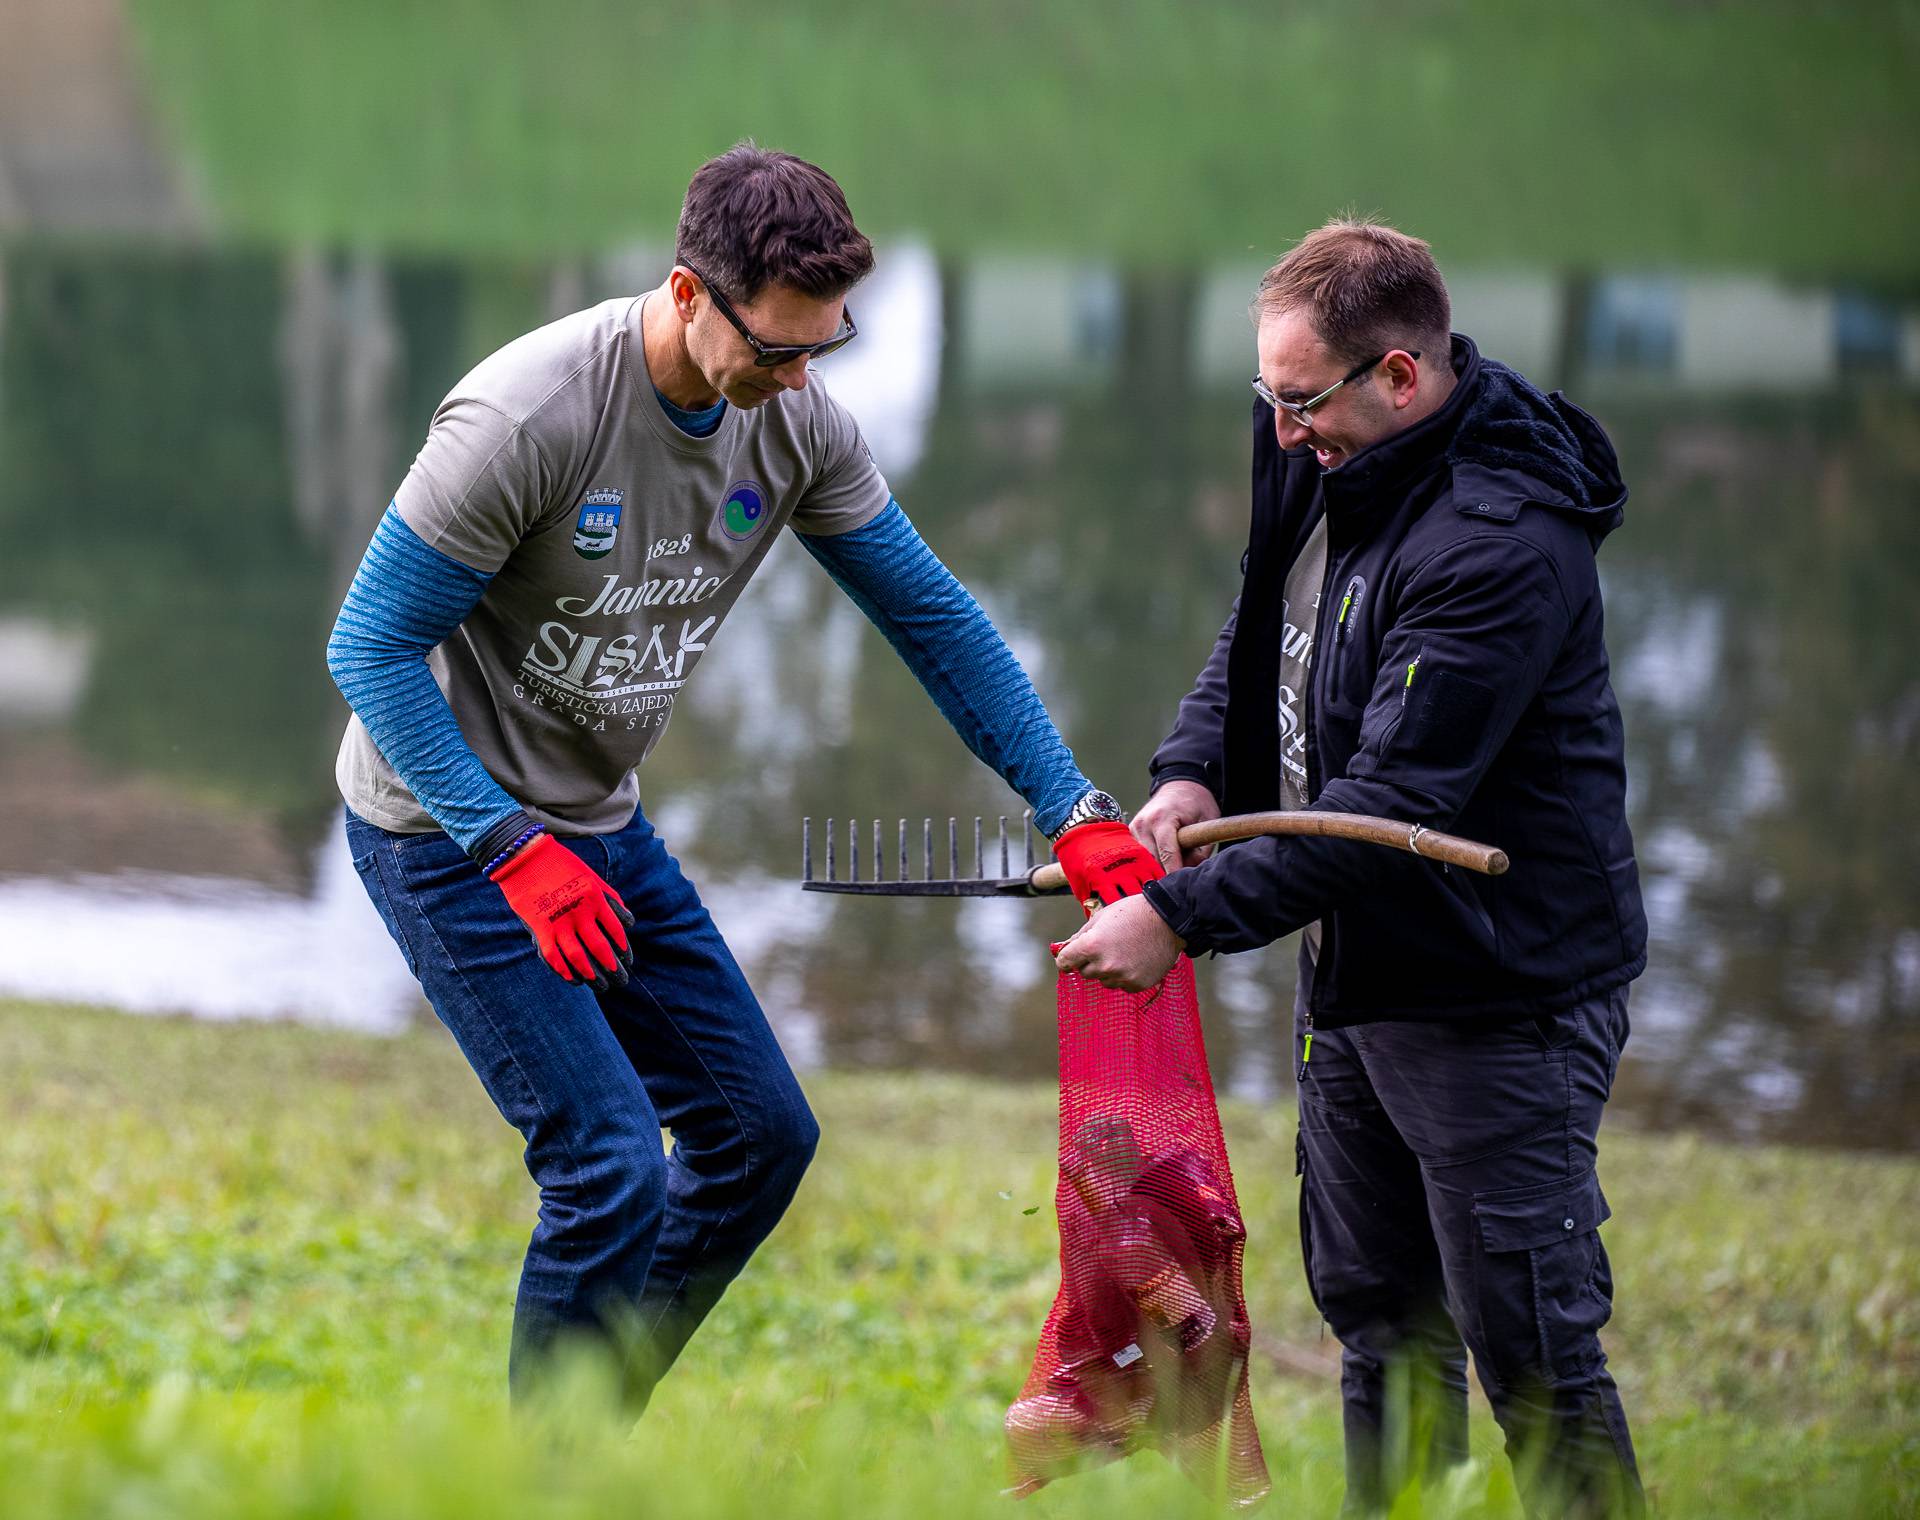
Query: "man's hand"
1053 820 1164 917
1129 780 1221 871
1054 895 1185 992
489 833 635 991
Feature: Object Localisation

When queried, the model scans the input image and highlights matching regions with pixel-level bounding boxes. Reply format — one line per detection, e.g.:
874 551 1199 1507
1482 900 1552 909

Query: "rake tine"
898 820 908 882
872 819 882 882
803 817 813 883
1023 809 1034 871
850 818 859 883
999 816 1009 877
949 817 958 878
923 818 933 882
974 816 983 879
826 817 836 883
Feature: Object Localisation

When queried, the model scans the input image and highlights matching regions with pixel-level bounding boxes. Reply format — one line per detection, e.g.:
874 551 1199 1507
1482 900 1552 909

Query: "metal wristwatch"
1047 788 1125 842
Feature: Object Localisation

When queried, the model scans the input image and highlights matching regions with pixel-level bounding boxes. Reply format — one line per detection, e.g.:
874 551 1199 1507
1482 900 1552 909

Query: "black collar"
1320 334 1481 531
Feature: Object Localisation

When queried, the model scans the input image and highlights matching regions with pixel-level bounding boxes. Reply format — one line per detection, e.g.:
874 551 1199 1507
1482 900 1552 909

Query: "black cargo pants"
1293 955 1643 1517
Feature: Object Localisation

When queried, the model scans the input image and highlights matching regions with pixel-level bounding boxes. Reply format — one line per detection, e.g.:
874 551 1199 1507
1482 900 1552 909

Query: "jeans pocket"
351 847 420 976
1470 1168 1612 1379
391 829 465 862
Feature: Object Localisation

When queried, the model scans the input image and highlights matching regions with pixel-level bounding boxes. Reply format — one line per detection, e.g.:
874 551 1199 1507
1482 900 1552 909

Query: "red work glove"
1054 821 1165 917
489 833 635 990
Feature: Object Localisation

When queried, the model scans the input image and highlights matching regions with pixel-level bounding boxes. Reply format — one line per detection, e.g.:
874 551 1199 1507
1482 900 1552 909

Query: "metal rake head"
800 811 1067 896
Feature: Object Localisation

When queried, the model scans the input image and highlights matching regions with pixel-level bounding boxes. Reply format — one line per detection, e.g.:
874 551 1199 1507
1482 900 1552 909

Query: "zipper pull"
1401 654 1421 707
1334 576 1363 648
1296 1013 1314 1084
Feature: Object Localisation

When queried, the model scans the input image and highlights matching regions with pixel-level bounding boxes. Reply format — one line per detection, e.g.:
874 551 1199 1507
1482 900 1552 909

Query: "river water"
1 5 1915 1151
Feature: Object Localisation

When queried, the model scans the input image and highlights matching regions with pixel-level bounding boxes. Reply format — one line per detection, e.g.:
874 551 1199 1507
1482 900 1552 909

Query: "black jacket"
1142 336 1646 1026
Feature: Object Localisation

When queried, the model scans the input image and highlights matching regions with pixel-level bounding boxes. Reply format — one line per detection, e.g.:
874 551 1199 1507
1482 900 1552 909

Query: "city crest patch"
573 490 623 559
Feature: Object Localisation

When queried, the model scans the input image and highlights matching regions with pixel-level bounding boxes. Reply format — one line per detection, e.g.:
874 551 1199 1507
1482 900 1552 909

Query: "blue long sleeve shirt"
327 498 1092 859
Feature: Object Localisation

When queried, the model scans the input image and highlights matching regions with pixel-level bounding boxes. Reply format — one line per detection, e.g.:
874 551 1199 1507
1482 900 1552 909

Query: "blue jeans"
345 805 819 1404
1295 954 1642 1517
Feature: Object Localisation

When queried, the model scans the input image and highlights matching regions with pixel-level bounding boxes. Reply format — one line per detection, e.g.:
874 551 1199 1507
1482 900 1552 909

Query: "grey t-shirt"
1278 514 1329 960
336 295 891 836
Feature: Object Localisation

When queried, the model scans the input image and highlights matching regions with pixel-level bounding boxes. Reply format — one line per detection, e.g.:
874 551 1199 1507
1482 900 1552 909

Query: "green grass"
2 999 1915 1516
126 0 1920 273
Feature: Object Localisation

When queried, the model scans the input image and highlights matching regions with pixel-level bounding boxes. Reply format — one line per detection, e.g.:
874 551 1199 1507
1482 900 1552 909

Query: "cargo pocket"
1469 1168 1612 1380
1295 1130 1329 1324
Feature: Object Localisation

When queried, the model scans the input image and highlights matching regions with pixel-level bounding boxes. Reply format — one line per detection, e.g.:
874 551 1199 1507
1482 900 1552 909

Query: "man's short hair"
675 143 875 304
1255 217 1451 366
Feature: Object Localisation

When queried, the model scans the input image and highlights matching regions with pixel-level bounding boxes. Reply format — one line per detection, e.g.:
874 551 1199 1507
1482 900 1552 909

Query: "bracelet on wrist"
482 824 545 876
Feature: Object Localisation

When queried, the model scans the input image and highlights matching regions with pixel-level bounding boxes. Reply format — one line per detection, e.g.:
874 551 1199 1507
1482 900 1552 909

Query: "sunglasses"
685 264 858 368
1252 350 1419 429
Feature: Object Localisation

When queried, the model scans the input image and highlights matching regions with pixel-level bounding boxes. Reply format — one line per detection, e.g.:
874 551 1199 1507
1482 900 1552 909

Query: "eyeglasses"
1252 350 1418 429
685 263 858 368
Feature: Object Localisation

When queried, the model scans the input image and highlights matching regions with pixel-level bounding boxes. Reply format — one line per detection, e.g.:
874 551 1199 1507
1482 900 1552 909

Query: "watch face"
1055 790 1125 839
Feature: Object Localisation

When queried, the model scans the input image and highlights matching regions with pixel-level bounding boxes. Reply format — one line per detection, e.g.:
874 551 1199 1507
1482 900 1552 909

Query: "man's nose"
772 357 811 392
1274 409 1313 447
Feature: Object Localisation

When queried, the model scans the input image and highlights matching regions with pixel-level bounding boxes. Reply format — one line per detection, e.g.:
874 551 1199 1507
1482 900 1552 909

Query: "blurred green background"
2 0 1915 1144
0 1 1916 1514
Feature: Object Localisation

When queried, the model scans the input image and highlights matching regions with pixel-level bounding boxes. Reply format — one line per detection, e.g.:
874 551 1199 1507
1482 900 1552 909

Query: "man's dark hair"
675 143 875 304
1255 217 1451 367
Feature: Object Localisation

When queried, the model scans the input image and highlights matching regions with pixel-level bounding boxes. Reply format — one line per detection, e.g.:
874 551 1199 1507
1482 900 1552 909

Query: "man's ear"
1384 349 1423 409
669 267 699 322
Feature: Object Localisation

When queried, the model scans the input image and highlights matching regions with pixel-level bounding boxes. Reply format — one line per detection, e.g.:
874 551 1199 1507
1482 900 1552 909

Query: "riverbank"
1 999 1913 1516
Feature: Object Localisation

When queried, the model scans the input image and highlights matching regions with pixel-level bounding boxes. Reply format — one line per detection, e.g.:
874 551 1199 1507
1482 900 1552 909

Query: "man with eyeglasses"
1057 219 1647 1517
326 143 1158 1411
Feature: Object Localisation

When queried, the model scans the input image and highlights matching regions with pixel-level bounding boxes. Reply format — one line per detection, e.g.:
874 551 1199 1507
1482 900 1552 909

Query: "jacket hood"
1449 344 1628 544
1319 335 1628 547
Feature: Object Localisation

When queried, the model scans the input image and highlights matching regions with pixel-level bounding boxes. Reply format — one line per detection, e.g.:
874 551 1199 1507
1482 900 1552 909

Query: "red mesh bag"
1007 955 1269 1506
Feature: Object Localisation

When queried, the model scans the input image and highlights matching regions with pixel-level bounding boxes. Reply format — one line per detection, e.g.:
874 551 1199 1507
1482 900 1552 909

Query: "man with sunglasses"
1057 219 1646 1517
326 144 1157 1411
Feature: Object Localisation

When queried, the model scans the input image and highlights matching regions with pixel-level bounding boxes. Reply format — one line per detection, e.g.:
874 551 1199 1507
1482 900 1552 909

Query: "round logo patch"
720 480 767 541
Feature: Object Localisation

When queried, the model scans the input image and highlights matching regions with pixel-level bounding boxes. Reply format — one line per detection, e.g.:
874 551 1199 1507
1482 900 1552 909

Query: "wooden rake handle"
1028 809 1508 891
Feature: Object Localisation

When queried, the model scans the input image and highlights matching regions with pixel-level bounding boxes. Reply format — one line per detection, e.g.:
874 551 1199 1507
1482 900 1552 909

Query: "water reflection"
0 242 1915 1152
0 849 416 1031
